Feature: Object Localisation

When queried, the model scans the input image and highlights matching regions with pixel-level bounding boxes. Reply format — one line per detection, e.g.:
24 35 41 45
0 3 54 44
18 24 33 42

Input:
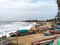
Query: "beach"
7 22 57 45
0 21 59 45
0 0 59 45
10 33 56 45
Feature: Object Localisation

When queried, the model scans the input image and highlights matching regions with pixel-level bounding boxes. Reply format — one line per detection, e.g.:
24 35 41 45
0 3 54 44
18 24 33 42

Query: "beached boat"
50 22 60 34
9 29 35 36
17 29 30 35
9 32 18 37
50 30 60 34
57 38 60 45
32 36 57 45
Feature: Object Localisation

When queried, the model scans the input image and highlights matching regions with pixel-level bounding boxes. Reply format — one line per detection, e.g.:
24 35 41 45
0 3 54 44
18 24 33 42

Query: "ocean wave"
0 22 35 37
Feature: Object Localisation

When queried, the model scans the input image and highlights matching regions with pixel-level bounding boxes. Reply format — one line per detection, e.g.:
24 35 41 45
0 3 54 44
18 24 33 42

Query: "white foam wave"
0 22 35 37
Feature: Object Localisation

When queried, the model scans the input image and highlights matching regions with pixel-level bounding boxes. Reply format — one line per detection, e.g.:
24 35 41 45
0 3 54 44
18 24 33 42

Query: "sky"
0 0 58 21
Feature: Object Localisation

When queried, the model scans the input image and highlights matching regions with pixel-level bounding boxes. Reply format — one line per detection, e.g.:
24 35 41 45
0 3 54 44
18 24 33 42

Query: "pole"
17 35 18 45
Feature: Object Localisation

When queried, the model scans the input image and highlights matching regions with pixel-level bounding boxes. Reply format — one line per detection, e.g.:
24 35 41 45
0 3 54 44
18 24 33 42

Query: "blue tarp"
17 29 29 34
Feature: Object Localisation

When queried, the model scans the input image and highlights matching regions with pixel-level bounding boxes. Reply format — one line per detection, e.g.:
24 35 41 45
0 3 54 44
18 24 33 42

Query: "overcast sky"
0 0 58 21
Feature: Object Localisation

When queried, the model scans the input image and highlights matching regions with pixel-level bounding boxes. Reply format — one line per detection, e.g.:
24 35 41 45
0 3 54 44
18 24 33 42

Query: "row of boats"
9 22 60 37
9 23 52 37
51 22 60 34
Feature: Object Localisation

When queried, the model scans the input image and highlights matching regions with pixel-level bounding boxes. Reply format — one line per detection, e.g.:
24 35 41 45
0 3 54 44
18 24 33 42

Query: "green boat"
17 29 30 35
57 38 60 45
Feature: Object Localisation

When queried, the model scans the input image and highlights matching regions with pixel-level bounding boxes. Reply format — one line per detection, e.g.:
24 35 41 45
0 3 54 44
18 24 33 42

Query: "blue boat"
17 29 30 35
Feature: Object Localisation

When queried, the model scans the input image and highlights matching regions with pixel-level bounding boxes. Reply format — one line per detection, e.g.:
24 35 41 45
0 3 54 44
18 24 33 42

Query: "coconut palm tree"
55 0 60 21
57 0 60 10
56 12 60 21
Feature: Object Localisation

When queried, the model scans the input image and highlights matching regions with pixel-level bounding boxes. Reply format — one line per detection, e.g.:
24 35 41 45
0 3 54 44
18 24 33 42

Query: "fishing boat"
50 22 60 34
32 36 57 45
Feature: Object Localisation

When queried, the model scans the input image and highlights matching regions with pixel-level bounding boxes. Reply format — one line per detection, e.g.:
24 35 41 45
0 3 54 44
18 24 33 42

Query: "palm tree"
56 12 60 21
57 0 60 9
56 0 60 21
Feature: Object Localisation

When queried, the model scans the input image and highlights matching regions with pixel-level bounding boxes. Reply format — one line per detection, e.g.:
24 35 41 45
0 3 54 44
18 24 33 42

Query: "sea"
0 21 35 37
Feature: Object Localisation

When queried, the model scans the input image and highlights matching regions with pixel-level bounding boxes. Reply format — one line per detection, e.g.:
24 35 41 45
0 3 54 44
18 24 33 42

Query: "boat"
32 36 57 45
17 29 30 36
9 32 18 37
50 22 60 34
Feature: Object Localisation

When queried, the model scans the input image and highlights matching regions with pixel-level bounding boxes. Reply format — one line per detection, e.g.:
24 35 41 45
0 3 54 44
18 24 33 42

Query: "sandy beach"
0 22 59 45
10 33 56 45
